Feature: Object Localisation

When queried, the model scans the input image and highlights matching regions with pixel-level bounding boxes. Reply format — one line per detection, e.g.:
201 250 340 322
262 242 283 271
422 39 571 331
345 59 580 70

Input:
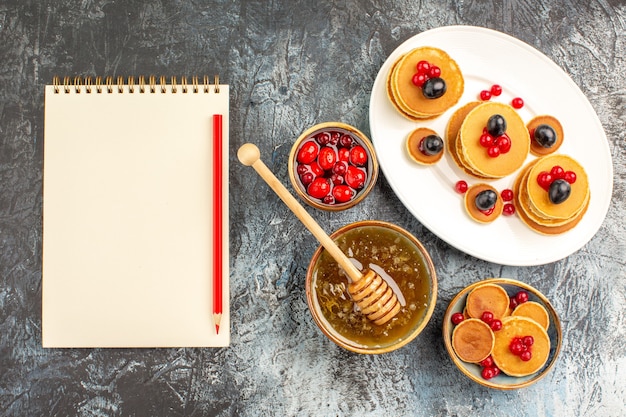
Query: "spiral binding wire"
52 75 221 94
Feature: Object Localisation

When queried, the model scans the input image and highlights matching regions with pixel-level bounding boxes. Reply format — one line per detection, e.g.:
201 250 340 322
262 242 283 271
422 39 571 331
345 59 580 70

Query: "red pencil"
212 114 223 334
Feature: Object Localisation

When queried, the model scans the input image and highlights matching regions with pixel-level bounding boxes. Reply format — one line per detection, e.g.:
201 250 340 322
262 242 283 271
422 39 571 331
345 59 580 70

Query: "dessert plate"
369 25 613 266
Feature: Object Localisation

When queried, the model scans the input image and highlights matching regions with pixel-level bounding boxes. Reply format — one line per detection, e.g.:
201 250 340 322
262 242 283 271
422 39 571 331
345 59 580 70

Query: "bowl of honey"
305 220 437 354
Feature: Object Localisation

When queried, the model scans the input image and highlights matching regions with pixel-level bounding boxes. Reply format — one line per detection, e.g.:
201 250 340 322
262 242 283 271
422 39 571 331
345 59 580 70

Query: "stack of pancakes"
446 101 530 179
513 154 590 234
386 46 464 120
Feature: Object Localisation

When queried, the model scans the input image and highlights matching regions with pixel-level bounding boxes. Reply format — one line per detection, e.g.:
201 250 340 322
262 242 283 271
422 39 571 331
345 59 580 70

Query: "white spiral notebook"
42 75 230 348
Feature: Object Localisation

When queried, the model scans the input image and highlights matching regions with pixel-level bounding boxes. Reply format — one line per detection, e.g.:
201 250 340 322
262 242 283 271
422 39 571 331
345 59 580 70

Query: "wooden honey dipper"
237 143 402 325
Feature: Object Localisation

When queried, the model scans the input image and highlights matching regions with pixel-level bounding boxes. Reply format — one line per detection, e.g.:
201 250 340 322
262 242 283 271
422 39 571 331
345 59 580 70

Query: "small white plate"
369 25 613 266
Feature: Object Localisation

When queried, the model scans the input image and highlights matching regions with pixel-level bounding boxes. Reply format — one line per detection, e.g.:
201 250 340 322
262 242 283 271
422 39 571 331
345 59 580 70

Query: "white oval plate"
369 25 613 266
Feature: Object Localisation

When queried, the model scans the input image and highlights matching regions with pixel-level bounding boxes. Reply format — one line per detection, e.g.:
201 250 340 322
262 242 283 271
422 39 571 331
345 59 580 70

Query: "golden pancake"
446 101 482 174
513 160 589 235
452 318 494 363
515 186 589 235
464 183 503 224
385 56 423 121
406 127 444 165
391 47 464 118
512 301 550 331
528 115 564 156
517 161 589 227
454 132 491 178
526 154 589 220
492 316 551 377
459 102 530 178
465 283 510 319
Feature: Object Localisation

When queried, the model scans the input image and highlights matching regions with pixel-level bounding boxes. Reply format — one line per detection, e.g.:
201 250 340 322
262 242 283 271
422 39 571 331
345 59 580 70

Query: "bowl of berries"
442 278 562 389
288 122 379 211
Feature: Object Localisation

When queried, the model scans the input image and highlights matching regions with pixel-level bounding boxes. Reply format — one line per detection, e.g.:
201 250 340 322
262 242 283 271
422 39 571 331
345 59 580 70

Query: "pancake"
526 154 589 220
390 47 464 119
513 160 590 235
446 101 482 174
406 127 444 165
512 301 550 331
465 283 510 320
464 183 503 223
528 115 564 156
491 316 551 377
452 318 495 363
459 102 530 178
385 56 423 121
454 132 492 179
517 161 589 227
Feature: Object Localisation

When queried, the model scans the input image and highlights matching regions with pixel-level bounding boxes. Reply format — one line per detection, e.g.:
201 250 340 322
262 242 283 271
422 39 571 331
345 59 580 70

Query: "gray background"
1 0 625 416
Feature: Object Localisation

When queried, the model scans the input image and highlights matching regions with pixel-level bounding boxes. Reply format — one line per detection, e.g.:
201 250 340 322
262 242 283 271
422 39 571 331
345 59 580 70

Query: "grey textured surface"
1 0 625 416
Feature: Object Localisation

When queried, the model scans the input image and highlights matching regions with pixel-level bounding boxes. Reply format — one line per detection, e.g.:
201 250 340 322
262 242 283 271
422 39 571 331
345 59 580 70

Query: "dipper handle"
237 143 363 282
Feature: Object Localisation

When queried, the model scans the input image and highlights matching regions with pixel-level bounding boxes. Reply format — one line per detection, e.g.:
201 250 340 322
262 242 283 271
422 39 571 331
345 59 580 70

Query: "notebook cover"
42 81 230 347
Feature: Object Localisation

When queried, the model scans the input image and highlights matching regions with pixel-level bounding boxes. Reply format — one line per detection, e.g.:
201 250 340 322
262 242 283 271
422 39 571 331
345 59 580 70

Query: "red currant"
490 84 502 96
509 297 519 310
330 173 344 185
564 171 577 184
537 172 553 191
451 312 465 325
511 97 524 109
297 140 319 164
550 165 565 179
332 184 354 203
412 73 428 87
345 165 366 189
479 90 492 101
339 134 353 148
316 131 331 145
481 311 494 324
479 133 494 148
503 203 516 216
455 180 468 194
487 145 501 158
300 172 314 186
480 206 495 216
496 134 511 153
322 195 335 204
307 177 330 199
332 161 348 175
416 60 430 74
481 367 497 380
338 147 350 162
330 131 341 145
515 291 529 304
523 335 534 347
296 164 309 175
520 350 532 361
349 145 368 166
501 189 514 201
317 146 337 171
309 161 324 177
479 356 494 368
509 339 525 355
428 65 441 78
490 319 502 331
492 366 501 377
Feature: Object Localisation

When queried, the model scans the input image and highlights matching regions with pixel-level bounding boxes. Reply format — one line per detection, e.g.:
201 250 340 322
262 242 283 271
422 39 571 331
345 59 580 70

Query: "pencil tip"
213 313 222 334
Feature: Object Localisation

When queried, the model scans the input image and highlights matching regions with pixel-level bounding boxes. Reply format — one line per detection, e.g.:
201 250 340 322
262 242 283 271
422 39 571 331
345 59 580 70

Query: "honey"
310 225 433 348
